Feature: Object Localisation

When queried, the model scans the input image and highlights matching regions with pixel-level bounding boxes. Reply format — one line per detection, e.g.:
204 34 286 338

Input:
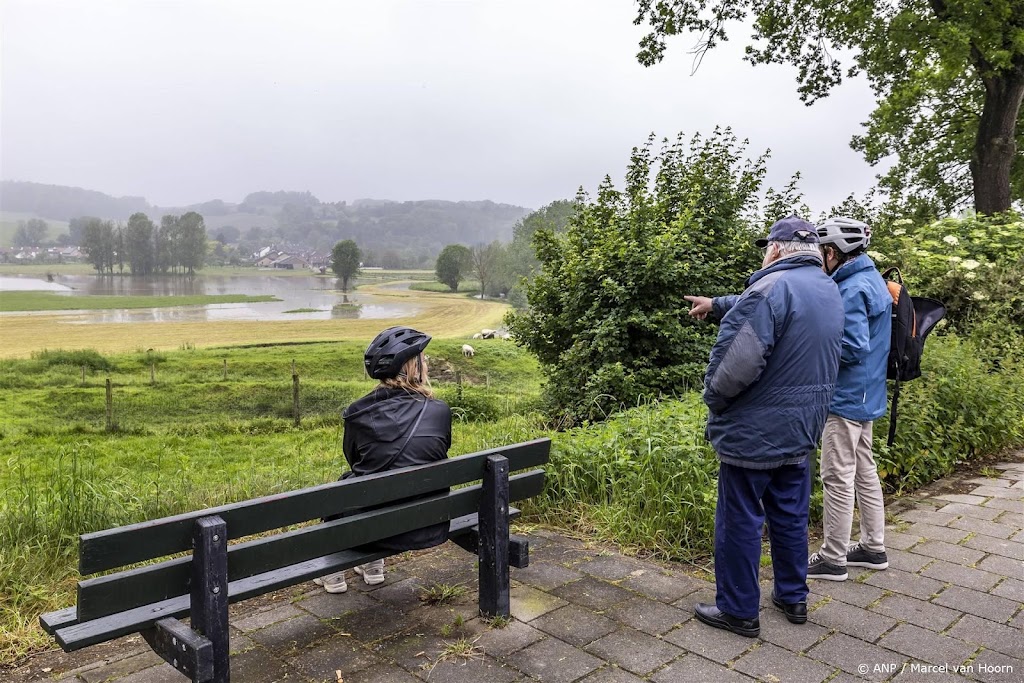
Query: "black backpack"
881 267 946 446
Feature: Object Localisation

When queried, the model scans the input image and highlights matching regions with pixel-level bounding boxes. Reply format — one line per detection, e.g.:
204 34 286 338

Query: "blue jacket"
829 253 892 422
705 254 843 469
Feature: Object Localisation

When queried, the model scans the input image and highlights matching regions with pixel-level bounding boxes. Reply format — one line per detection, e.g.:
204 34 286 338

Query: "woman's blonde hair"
378 353 433 397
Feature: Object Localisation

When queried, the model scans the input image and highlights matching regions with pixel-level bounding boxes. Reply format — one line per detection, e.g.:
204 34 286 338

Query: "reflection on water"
0 273 418 323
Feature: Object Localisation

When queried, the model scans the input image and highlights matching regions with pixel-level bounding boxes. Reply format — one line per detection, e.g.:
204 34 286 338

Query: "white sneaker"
354 560 385 585
321 571 348 593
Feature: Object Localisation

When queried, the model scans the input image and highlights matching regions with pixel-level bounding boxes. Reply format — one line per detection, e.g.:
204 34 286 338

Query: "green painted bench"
40 438 551 683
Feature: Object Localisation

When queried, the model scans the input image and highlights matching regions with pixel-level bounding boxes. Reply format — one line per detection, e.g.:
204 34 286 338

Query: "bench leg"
479 454 510 618
142 618 214 682
192 515 230 683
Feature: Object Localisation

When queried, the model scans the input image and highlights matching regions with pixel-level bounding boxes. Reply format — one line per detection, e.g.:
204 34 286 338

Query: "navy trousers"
714 459 811 619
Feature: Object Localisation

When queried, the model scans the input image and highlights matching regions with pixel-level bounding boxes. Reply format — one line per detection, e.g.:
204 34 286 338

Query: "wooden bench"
40 438 551 683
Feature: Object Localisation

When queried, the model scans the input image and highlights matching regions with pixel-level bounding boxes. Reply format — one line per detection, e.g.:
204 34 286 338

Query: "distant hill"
0 181 533 263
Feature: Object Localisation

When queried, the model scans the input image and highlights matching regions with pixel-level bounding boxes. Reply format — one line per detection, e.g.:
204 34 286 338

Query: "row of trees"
81 212 208 275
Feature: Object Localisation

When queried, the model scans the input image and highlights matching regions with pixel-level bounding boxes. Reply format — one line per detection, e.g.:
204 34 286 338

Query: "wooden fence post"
222 358 228 381
81 365 86 385
292 363 300 427
105 378 113 432
150 362 155 386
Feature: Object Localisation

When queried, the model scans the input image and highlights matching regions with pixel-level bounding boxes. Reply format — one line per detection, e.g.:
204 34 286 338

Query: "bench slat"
80 439 550 575
40 607 78 635
57 510 516 651
76 471 544 622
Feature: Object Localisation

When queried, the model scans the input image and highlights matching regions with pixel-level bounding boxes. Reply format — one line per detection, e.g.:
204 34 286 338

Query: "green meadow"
0 291 279 312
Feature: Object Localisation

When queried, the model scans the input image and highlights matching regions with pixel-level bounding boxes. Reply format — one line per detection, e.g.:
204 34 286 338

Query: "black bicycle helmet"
364 326 431 379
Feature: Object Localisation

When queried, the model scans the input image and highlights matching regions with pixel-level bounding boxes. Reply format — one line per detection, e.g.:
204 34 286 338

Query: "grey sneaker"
354 561 385 585
807 552 848 581
846 543 889 569
321 571 348 593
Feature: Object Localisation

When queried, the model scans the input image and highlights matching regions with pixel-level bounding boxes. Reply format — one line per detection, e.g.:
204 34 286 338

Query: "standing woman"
318 326 453 593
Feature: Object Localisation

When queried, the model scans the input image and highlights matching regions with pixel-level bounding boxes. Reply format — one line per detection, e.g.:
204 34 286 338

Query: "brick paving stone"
808 632 908 681
531 605 619 647
865 568 945 601
935 494 990 505
1011 528 1024 543
949 516 1020 540
287 635 382 679
808 579 886 608
414 654 522 683
966 478 1014 488
964 534 1024 560
345 664 423 683
661 619 756 665
898 510 960 527
935 503 1005 521
967 650 1024 683
336 606 421 644
473 620 546 657
971 485 1024 500
909 540 986 566
757 607 830 653
228 628 256 655
932 585 1021 623
619 568 703 603
651 653 756 682
885 530 926 550
983 498 1024 514
1011 611 1024 630
585 627 684 676
79 651 163 683
945 614 1024 659
903 523 971 544
808 598 898 642
231 603 303 632
112 664 195 683
298 590 379 619
510 562 584 590
919 559 1002 591
505 636 603 683
575 555 646 581
372 577 430 612
578 666 647 683
878 623 976 667
248 613 338 656
869 594 960 632
733 641 835 683
227 646 298 683
509 584 568 622
978 553 1024 577
605 594 691 635
887 548 932 572
549 576 634 611
991 577 1024 602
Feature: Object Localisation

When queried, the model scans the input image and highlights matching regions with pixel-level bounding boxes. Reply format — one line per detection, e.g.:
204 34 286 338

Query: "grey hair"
773 240 822 258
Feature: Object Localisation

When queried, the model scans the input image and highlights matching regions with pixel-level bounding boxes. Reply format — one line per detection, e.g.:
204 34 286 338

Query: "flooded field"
0 274 418 322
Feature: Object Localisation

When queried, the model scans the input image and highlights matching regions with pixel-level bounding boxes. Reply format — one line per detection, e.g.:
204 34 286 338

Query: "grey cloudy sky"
1 0 885 212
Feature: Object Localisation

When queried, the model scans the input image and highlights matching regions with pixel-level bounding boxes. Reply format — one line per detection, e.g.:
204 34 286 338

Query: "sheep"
500 333 512 340
472 333 483 340
462 344 475 357
480 329 497 339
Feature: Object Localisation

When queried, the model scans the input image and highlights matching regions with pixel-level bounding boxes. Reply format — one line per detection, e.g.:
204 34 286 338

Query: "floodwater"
0 274 419 323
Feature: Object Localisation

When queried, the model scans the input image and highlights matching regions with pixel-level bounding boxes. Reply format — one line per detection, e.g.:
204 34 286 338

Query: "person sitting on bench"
317 326 453 593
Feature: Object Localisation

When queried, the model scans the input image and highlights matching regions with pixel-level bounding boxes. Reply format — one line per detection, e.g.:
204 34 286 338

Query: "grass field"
0 292 279 312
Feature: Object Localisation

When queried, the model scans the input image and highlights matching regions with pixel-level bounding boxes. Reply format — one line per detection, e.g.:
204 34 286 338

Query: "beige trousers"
819 414 886 566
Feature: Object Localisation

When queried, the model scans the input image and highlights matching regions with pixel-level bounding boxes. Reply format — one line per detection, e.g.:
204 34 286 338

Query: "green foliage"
874 335 1024 493
435 244 473 292
331 239 362 291
12 218 48 247
505 200 577 308
124 213 156 275
634 0 1024 214
508 129 784 423
32 348 115 372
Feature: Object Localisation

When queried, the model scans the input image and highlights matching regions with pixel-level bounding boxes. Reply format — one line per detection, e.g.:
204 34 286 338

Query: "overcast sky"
1 1 885 213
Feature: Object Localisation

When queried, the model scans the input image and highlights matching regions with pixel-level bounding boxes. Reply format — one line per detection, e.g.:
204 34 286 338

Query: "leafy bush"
875 334 1024 492
508 128 804 423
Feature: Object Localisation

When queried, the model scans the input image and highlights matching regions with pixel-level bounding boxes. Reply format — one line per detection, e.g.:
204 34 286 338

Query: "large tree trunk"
971 70 1024 214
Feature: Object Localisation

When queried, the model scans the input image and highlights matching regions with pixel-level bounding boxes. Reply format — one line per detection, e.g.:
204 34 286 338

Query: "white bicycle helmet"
816 217 871 253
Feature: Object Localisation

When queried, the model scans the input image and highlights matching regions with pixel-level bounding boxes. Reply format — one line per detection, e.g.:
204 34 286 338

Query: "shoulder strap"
887 381 900 448
881 266 903 284
384 398 429 470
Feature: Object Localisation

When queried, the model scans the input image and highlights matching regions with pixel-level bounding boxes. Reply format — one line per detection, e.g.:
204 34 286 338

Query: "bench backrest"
73 439 550 623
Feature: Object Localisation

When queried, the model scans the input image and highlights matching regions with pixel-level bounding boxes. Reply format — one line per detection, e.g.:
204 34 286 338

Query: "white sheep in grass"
462 344 475 357
480 329 497 339
472 333 483 340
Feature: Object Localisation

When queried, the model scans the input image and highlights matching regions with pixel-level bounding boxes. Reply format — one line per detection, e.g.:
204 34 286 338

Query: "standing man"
685 216 843 637
807 217 892 581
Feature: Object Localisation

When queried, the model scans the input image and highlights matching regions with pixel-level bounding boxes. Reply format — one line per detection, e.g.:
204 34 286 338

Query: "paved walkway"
10 460 1024 683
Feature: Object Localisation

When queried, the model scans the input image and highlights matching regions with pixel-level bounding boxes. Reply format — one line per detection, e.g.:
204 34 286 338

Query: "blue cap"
755 215 819 248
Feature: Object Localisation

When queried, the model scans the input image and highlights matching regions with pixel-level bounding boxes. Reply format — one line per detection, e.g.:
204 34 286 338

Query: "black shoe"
807 552 848 581
694 603 760 638
771 591 807 624
846 543 889 569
